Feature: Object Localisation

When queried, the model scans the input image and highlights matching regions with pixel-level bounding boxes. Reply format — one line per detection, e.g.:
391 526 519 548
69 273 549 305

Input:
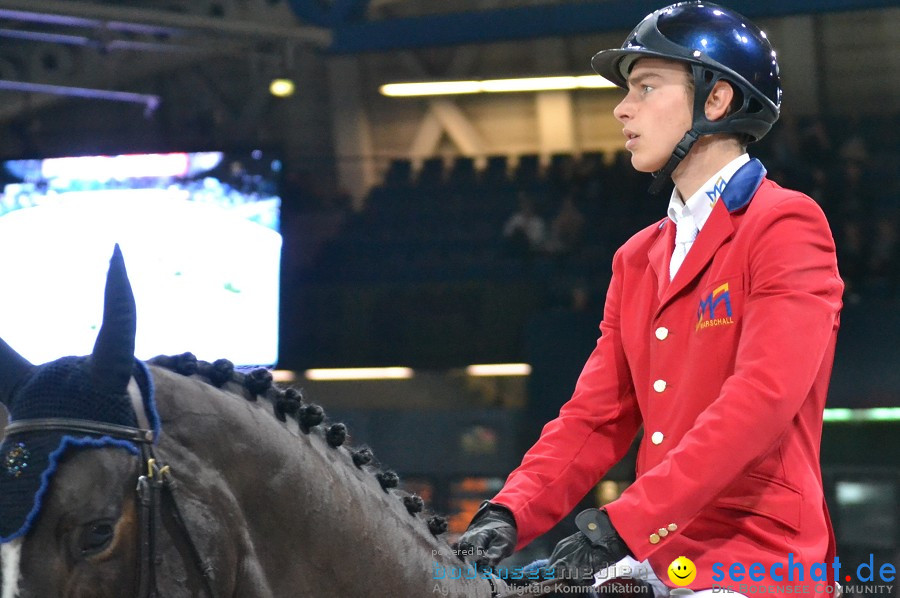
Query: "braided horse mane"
148 351 448 536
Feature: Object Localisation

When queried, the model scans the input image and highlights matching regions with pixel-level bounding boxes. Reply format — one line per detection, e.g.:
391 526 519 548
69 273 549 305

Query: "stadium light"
380 75 615 97
303 367 414 381
271 370 297 383
465 363 532 377
269 78 295 97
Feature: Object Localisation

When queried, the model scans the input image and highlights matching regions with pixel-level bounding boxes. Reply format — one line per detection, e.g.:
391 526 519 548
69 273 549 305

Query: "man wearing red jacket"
458 3 843 596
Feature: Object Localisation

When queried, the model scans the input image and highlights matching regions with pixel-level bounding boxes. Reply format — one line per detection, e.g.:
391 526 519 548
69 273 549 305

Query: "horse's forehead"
53 447 134 487
44 449 135 512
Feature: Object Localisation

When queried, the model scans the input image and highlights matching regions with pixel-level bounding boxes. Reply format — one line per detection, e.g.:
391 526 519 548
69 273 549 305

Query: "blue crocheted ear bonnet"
0 245 159 542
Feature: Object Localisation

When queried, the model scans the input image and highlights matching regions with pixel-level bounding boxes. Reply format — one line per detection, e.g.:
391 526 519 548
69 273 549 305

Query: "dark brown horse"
0 247 507 598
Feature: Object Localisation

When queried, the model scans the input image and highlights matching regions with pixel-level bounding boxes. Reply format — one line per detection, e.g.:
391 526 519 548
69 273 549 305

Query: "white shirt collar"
667 153 750 231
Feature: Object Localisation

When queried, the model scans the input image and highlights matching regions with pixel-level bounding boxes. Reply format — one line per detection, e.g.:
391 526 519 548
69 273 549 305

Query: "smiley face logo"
667 556 697 586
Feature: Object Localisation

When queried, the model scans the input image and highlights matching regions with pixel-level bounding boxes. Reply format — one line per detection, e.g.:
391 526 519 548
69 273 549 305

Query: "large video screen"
0 150 282 367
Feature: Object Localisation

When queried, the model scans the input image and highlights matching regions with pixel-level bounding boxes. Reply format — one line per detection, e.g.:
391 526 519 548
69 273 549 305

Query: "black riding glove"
546 508 631 586
456 501 518 570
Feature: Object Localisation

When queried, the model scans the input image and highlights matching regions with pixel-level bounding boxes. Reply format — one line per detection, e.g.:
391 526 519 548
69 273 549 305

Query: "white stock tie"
669 214 698 281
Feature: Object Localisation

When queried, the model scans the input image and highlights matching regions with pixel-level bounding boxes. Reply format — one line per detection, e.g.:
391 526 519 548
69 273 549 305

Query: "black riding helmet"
591 1 782 193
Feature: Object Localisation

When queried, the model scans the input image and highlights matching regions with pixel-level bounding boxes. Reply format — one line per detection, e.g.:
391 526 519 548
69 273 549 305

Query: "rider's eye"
80 521 115 556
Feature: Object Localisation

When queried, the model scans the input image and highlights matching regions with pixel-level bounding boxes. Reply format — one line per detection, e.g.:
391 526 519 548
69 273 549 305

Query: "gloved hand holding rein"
455 501 518 570
546 508 631 585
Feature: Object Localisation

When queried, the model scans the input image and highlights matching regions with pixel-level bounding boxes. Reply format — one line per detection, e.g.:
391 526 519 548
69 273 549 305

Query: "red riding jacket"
492 159 843 593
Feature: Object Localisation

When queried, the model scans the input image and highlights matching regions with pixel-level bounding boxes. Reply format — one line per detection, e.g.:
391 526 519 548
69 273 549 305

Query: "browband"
5 418 154 444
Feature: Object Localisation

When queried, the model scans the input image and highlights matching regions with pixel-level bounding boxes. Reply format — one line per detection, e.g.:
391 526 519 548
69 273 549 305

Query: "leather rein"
4 417 218 598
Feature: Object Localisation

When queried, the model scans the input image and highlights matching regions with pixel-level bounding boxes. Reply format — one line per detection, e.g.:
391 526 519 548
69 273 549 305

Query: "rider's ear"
705 80 736 122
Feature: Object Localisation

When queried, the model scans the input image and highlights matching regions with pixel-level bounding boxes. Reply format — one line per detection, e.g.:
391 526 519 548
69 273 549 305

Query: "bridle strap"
135 451 219 598
5 418 154 444
162 474 220 598
5 417 217 598
136 447 161 598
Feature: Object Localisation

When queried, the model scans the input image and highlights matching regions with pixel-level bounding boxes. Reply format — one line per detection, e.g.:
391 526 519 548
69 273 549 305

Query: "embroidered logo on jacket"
706 176 727 207
697 283 734 330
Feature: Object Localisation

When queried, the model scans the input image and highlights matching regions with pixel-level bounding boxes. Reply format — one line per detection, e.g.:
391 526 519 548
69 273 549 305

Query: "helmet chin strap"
649 62 721 195
648 128 700 195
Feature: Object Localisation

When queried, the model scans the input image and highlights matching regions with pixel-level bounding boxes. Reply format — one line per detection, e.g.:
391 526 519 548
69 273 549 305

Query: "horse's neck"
150 366 504 598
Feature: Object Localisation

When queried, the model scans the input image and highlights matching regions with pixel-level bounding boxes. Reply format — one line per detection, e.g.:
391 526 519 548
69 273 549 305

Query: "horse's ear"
0 336 33 405
91 244 136 394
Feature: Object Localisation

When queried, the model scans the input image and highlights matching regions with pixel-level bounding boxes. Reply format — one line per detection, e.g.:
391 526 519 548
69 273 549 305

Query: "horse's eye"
80 521 115 556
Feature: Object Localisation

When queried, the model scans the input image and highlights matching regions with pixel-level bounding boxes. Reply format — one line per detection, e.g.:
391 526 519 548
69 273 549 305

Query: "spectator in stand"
838 116 870 166
767 113 802 172
837 220 865 304
868 216 899 295
806 167 832 213
799 117 835 169
503 192 547 258
545 194 587 257
834 161 871 227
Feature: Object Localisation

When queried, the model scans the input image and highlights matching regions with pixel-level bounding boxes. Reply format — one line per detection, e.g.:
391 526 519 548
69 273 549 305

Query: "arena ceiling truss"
0 0 893 140
0 0 330 122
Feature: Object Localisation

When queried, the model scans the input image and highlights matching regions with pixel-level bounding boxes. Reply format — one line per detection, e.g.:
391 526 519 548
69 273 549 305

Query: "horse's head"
0 247 507 598
0 245 159 598
1 443 143 598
